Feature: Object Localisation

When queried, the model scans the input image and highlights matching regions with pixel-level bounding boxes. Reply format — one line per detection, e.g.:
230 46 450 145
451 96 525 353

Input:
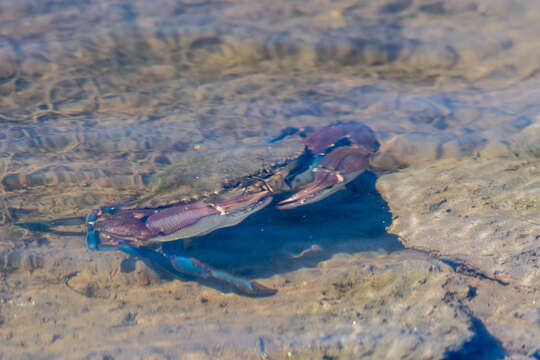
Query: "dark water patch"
419 2 446 14
161 172 402 280
14 78 31 92
444 314 506 360
379 0 412 14
511 116 532 130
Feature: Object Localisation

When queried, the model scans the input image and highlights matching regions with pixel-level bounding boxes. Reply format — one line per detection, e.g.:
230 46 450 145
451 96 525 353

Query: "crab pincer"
168 256 276 296
277 146 372 209
119 246 276 297
271 121 379 209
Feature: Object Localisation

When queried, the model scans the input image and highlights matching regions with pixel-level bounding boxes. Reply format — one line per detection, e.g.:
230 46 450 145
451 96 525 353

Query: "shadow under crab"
159 172 403 279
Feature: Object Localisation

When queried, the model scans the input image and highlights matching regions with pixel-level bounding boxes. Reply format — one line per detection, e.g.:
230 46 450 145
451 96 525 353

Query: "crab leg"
89 237 276 296
16 216 86 236
168 255 276 296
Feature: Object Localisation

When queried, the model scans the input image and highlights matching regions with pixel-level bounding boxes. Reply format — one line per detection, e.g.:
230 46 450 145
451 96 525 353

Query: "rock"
376 140 540 356
377 156 539 286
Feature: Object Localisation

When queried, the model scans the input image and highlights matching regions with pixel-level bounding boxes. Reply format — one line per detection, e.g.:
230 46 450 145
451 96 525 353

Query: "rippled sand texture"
0 0 539 358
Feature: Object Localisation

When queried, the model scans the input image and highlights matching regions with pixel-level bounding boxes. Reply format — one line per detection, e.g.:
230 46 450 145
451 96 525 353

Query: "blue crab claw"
170 256 277 297
277 147 370 209
118 246 276 297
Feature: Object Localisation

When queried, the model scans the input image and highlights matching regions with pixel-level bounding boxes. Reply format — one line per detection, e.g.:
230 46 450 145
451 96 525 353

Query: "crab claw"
277 147 370 209
277 170 340 209
119 246 277 297
277 170 347 209
170 256 277 297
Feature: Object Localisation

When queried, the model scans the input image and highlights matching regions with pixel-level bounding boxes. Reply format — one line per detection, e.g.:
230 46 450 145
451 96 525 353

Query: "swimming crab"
86 121 379 296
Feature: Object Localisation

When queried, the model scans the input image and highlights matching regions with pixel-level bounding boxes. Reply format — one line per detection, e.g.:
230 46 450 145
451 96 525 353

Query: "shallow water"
0 0 539 358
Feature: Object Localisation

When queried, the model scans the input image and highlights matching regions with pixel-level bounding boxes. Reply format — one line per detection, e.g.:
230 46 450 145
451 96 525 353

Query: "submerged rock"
377 153 540 356
377 156 539 286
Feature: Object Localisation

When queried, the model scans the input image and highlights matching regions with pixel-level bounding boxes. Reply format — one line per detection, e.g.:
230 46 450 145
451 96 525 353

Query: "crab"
85 121 379 296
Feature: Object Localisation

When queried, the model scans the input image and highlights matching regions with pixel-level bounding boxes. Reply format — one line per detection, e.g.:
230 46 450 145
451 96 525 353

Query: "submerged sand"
1 0 540 358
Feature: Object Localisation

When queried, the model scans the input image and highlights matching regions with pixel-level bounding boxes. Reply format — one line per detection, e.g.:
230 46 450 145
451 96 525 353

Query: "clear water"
0 0 538 358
